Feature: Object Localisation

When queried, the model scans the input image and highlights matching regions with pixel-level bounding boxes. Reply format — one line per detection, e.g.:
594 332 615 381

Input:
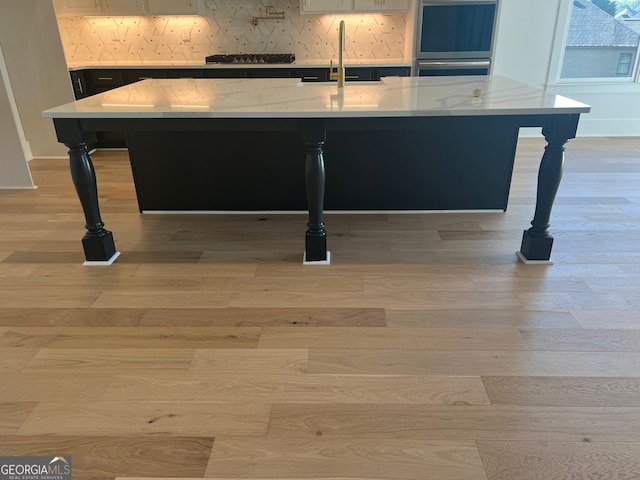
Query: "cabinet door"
69 71 89 99
301 0 352 14
344 67 373 81
374 66 411 79
54 0 102 16
380 0 409 11
88 69 125 93
353 0 409 11
247 69 292 79
122 69 167 84
202 70 248 78
165 69 202 78
145 0 199 15
353 0 378 11
293 69 329 82
101 0 145 14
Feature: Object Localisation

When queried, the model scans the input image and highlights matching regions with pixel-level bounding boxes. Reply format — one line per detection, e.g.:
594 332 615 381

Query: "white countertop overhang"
44 76 591 120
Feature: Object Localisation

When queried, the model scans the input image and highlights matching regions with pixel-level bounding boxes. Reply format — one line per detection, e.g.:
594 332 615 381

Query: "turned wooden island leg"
518 114 579 263
301 119 329 263
52 118 119 264
66 142 119 264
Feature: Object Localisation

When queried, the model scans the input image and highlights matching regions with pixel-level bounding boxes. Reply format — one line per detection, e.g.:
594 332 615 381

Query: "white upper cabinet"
54 0 102 16
300 0 352 14
101 0 145 14
145 0 200 15
54 0 200 16
353 0 410 12
301 0 410 14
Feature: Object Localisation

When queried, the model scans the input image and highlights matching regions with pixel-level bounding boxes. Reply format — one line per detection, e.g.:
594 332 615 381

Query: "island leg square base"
518 230 554 264
82 231 118 263
304 234 328 264
304 251 331 265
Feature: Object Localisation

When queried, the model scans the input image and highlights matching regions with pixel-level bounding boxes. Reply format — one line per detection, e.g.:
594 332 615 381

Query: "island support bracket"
302 119 329 263
518 114 579 263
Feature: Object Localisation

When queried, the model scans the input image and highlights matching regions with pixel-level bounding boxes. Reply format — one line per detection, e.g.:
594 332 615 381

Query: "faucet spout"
329 20 346 88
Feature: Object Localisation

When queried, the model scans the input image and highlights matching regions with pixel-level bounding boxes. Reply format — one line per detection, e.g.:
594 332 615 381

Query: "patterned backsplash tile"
57 0 409 65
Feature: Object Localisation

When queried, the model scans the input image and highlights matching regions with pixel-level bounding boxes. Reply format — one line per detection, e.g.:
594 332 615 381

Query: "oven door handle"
417 60 491 69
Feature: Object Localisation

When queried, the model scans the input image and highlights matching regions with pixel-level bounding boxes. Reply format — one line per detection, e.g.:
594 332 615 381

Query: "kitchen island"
43 75 590 265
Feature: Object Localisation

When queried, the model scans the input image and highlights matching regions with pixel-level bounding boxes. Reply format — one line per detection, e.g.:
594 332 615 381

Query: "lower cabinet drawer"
122 69 168 84
293 69 329 82
344 68 373 81
89 70 125 87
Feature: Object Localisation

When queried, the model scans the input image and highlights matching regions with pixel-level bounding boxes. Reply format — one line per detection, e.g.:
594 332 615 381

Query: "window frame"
617 52 634 75
548 0 640 85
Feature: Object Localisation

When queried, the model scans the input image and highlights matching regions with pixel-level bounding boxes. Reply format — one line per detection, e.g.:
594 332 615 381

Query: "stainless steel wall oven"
415 0 499 76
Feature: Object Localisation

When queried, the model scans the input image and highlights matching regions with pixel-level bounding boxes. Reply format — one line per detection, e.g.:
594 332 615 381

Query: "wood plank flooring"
0 136 639 479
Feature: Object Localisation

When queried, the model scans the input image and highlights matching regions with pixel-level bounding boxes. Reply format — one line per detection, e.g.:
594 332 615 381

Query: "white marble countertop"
44 76 591 119
67 59 412 70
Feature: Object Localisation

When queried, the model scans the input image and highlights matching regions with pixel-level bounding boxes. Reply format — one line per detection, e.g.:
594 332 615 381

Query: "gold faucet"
251 5 285 26
329 20 346 88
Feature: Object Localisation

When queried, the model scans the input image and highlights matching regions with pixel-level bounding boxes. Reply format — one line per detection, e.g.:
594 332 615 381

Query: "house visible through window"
561 0 640 80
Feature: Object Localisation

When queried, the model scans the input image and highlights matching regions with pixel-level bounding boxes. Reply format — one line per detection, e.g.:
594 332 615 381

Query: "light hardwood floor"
0 136 639 480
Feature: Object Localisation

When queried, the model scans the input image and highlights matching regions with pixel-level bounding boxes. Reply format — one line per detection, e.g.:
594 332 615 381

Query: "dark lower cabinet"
68 65 411 148
345 67 373 81
70 70 89 99
375 66 412 78
123 69 168 83
202 69 248 78
344 66 411 81
295 69 329 82
247 69 291 78
88 69 125 89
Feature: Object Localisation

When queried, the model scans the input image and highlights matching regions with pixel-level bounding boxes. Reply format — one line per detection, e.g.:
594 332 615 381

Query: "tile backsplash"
56 0 409 65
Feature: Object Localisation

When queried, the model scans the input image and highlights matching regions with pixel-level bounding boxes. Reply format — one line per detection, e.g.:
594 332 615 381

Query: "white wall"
492 0 561 87
0 0 75 160
548 83 640 136
493 0 640 136
0 44 34 189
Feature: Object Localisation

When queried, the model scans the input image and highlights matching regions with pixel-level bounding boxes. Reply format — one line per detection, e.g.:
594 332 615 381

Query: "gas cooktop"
205 53 295 64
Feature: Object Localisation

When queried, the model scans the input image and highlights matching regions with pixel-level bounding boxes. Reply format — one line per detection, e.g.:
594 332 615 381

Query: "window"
617 52 634 73
561 0 640 80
